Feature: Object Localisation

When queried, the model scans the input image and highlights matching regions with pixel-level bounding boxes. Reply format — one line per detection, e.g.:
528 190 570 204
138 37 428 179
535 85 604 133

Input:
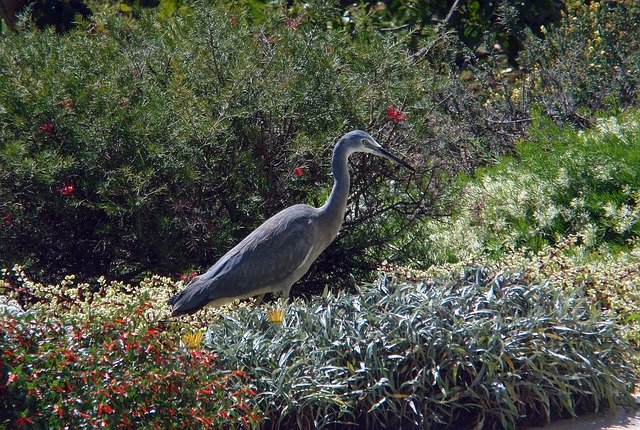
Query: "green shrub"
0 264 249 327
0 291 259 429
409 111 640 265
514 0 640 123
206 267 637 430
0 3 499 288
505 238 640 344
339 0 562 62
412 236 640 344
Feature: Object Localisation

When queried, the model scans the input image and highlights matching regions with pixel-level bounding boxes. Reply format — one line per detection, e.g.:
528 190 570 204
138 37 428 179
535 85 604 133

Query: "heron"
168 130 414 317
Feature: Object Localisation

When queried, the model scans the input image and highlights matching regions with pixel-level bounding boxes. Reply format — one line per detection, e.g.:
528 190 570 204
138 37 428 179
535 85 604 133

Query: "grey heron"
168 130 414 317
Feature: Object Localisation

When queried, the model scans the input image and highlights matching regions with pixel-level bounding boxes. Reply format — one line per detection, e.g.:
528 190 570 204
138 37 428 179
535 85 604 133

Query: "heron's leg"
278 288 291 313
253 294 265 308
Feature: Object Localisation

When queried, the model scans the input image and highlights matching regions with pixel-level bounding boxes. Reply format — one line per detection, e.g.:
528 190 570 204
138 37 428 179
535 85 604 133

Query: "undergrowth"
206 267 637 430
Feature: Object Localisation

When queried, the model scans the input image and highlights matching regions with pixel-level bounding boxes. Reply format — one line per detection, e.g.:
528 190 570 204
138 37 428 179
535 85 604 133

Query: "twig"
442 0 462 28
482 117 533 125
380 23 411 32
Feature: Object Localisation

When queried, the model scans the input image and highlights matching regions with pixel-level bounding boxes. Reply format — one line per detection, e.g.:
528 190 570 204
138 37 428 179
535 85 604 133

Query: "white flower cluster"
412 112 640 263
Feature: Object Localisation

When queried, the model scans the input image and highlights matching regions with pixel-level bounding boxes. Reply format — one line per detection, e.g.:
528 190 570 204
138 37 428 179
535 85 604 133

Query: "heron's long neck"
319 144 351 228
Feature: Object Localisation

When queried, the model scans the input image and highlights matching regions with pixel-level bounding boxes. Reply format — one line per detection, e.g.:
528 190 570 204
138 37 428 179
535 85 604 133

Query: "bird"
168 130 414 317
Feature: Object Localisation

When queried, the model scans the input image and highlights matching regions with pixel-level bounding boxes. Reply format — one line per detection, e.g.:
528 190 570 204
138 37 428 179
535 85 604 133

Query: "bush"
406 236 640 344
0 291 259 429
339 0 562 63
514 0 640 124
0 3 503 288
0 264 258 329
205 267 637 430
408 111 640 265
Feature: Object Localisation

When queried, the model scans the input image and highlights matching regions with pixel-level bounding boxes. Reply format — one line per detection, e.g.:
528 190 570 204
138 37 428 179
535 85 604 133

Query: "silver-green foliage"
206 268 637 429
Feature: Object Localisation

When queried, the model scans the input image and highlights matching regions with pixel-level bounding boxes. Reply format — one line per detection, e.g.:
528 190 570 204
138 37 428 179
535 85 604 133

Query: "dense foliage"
0 292 259 429
1 0 639 288
0 265 238 327
0 3 499 287
1 2 640 428
514 0 640 124
206 267 637 430
337 0 563 62
409 111 640 265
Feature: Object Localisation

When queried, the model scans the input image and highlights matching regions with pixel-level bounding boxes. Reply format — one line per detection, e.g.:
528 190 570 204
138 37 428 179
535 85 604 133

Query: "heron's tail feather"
166 292 180 306
167 276 212 317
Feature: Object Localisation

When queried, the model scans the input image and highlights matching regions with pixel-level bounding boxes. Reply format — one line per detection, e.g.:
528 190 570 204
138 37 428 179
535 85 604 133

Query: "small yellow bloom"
266 307 285 325
182 331 204 349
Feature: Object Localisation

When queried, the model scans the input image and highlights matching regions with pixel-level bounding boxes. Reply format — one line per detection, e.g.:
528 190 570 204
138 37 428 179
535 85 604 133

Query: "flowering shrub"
0 294 259 429
0 3 496 288
515 0 640 122
405 238 640 343
406 111 640 266
505 239 640 344
0 266 253 329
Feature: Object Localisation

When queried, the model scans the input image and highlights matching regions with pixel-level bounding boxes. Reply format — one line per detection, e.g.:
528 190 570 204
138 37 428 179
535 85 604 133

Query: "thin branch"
380 23 412 32
442 0 462 28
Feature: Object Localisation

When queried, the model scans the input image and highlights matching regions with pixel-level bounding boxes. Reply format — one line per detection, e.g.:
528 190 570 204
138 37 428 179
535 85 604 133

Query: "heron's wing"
199 205 319 300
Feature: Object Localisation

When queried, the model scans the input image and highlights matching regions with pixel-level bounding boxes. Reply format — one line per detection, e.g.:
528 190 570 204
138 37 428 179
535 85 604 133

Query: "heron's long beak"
375 146 415 172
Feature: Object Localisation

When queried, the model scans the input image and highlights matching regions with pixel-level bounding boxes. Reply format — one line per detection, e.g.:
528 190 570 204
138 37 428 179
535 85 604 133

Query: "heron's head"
340 130 415 172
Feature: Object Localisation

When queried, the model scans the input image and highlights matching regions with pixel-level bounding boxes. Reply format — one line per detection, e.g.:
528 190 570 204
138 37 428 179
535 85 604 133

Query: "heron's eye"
362 139 370 147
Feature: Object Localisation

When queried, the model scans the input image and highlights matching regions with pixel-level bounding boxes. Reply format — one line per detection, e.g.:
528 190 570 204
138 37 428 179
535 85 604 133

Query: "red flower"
62 349 78 362
39 122 55 137
232 370 248 378
181 271 198 282
16 417 34 429
1 212 13 224
97 404 114 415
386 106 407 123
54 404 64 418
146 328 160 337
58 180 75 196
294 167 304 177
59 99 74 109
196 388 213 400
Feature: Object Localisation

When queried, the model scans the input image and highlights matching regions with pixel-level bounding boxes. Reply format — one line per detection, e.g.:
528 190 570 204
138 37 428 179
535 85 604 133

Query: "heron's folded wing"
201 209 317 300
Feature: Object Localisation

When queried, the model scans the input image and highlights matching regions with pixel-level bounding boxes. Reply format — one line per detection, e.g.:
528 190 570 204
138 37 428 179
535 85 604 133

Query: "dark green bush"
206 267 637 430
338 0 563 63
0 3 504 287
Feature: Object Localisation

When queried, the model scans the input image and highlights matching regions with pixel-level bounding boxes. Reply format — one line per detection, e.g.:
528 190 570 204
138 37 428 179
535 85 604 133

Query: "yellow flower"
182 331 204 349
267 307 285 325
